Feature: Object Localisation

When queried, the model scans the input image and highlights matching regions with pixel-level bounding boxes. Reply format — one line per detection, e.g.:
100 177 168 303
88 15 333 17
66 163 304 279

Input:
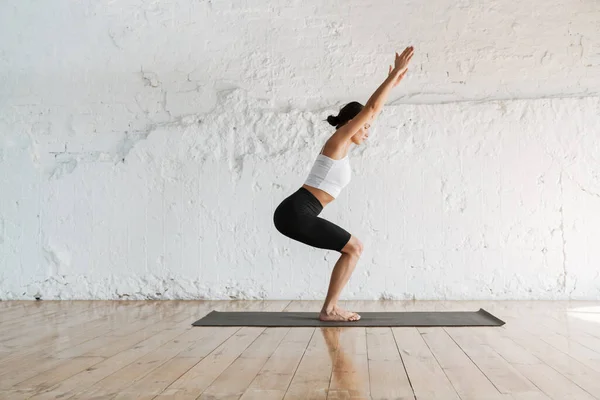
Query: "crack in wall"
558 170 567 293
570 177 600 199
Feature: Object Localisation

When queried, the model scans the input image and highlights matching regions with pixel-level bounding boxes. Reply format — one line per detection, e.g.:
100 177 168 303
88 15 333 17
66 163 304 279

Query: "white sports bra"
304 146 351 198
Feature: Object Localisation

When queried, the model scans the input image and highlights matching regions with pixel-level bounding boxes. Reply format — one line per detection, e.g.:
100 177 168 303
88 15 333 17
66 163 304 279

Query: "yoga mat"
192 308 505 327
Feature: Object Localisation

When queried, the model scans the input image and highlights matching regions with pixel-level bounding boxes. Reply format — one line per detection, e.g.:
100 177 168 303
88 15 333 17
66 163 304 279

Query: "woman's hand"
388 46 414 87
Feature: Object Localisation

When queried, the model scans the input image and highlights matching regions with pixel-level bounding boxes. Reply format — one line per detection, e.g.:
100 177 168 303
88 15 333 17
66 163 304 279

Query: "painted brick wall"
1 0 599 299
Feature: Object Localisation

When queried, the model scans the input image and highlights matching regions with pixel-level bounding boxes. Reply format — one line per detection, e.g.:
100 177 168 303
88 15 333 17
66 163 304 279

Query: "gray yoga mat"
192 308 505 327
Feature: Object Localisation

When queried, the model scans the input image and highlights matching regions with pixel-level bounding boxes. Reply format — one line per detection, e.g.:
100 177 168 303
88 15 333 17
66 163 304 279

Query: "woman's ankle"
321 303 336 314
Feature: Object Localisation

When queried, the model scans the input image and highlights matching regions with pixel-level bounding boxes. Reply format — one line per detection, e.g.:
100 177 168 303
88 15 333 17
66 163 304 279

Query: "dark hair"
327 101 364 129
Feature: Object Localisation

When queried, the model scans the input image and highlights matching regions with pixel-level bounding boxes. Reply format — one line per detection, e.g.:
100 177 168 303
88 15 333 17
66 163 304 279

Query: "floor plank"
367 327 415 400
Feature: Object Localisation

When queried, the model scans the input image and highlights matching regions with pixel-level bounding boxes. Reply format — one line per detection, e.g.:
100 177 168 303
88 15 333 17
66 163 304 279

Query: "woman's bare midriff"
302 184 335 208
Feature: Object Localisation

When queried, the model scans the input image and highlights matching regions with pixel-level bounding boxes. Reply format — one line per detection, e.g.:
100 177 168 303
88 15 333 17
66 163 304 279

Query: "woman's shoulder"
320 138 349 160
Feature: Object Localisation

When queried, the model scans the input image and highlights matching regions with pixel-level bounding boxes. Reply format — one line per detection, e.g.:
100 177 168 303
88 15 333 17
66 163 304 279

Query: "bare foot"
319 305 361 322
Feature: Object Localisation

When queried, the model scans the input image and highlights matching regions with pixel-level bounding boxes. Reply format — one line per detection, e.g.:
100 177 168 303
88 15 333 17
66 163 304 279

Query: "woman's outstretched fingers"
394 47 414 71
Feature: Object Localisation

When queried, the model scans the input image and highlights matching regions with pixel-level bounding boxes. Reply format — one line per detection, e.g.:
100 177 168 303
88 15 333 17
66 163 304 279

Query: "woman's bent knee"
341 236 363 258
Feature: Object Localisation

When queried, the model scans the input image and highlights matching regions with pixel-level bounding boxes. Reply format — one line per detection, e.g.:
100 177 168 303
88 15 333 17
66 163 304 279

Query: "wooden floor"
2 301 600 400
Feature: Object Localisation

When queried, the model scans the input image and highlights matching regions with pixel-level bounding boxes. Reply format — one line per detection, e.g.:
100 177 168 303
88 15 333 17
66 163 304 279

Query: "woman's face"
351 122 370 145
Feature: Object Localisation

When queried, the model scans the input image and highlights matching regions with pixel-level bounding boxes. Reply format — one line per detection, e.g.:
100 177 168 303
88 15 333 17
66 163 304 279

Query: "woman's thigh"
287 215 352 252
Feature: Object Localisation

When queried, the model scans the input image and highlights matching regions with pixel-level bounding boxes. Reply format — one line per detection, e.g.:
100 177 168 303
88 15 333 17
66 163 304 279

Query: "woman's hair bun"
327 115 340 126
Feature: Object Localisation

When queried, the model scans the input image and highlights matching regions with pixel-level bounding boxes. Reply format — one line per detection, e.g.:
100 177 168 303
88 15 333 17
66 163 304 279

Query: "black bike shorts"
273 187 352 252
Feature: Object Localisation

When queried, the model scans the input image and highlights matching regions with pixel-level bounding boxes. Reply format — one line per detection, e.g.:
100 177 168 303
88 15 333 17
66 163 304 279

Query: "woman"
274 46 415 322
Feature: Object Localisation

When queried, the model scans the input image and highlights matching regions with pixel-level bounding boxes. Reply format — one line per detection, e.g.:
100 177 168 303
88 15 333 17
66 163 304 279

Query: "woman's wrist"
391 66 407 77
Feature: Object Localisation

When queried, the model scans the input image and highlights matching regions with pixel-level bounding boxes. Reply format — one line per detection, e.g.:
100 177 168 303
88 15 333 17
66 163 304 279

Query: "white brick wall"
1 0 599 299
